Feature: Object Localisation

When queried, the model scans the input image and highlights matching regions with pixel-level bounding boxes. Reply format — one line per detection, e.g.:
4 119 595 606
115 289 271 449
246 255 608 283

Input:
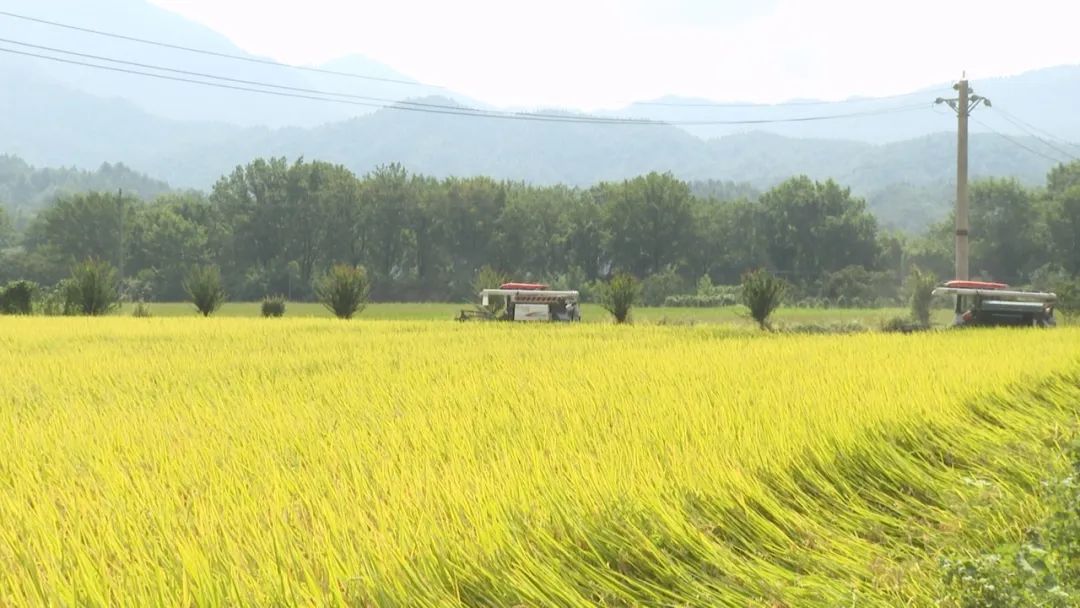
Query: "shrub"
472 265 508 316
0 280 37 315
598 272 640 324
316 264 370 320
881 316 927 334
184 265 227 317
66 259 120 316
1029 263 1080 313
696 274 718 296
639 267 687 307
783 321 868 335
37 281 75 316
261 295 287 318
544 266 593 302
132 300 152 318
663 294 738 307
821 265 897 306
741 269 787 330
1052 279 1080 313
907 266 937 328
120 275 155 304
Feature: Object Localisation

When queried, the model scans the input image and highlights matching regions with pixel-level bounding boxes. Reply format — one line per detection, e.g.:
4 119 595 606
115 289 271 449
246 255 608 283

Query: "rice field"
1 317 1079 606
118 301 953 326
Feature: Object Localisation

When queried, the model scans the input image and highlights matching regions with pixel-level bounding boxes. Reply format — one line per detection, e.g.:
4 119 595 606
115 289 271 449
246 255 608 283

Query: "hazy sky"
148 0 1080 110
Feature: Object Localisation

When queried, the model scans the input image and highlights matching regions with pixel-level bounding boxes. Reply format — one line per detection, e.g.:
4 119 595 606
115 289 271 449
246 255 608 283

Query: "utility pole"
936 76 990 280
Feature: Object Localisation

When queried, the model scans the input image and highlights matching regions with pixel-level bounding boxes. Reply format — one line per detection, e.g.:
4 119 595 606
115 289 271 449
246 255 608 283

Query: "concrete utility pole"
936 76 990 280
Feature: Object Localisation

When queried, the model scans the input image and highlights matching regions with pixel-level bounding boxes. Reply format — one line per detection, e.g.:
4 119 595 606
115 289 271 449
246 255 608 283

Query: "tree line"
1 157 1079 306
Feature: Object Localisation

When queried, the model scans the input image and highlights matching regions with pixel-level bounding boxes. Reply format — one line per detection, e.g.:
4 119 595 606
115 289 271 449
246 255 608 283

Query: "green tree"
361 164 414 289
316 264 370 319
26 191 139 270
598 272 640 324
639 266 688 306
184 265 227 317
757 177 880 286
692 198 767 284
598 172 695 278
821 265 886 305
210 158 291 295
0 206 13 249
969 178 1047 283
472 265 508 316
907 266 937 327
1046 184 1080 276
66 259 120 316
741 268 787 330
494 184 576 280
285 160 363 295
128 198 211 300
906 216 954 280
1047 160 1080 196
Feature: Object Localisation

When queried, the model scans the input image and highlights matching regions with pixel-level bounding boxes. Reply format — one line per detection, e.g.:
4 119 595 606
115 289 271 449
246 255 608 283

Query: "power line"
992 107 1080 160
0 38 561 120
0 44 932 127
0 46 594 124
633 89 938 109
995 108 1080 149
0 9 436 89
972 117 1068 164
996 114 1080 162
0 9 941 114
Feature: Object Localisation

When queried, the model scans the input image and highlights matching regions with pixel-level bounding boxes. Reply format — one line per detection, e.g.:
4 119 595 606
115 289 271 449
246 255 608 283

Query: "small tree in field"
907 266 937 328
472 265 508 316
184 265 226 317
66 259 120 316
316 264 370 319
598 272 640 324
741 268 787 330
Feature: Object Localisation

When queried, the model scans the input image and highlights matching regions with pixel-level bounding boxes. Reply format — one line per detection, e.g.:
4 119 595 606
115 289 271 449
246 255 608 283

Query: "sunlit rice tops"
0 317 1078 606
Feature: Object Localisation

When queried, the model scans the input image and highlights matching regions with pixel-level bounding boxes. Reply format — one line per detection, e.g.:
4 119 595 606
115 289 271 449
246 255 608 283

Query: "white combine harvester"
458 282 581 322
932 280 1057 328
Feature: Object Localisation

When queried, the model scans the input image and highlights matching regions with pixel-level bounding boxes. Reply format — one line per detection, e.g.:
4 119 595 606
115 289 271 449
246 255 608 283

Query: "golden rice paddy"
1 317 1078 606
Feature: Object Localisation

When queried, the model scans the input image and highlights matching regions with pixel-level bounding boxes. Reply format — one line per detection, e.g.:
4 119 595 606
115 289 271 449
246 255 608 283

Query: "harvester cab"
458 282 581 322
932 280 1057 328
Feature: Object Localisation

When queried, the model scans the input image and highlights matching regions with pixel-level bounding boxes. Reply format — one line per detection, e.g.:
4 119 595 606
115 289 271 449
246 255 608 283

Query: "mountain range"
1 0 1078 232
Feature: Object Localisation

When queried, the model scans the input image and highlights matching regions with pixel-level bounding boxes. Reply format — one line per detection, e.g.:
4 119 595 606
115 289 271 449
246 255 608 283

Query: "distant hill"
0 62 250 171
0 154 170 217
0 0 452 127
611 65 1080 144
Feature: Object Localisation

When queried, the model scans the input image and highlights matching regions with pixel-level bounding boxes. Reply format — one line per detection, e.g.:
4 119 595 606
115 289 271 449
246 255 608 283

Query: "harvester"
457 282 581 322
932 280 1057 327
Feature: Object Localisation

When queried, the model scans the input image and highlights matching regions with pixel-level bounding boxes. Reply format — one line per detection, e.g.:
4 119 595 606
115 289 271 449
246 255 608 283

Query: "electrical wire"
992 107 1080 160
972 117 1068 164
0 44 932 127
633 89 938 108
996 107 1080 148
0 9 434 88
0 38 566 119
0 9 943 112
